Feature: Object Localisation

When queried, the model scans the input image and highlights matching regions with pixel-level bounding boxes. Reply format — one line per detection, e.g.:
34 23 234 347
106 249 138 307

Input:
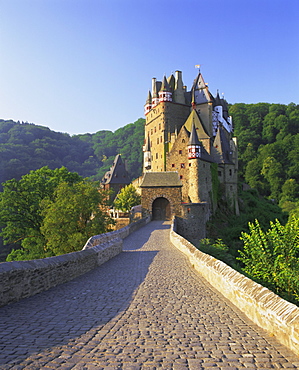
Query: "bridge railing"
171 216 299 357
0 216 151 308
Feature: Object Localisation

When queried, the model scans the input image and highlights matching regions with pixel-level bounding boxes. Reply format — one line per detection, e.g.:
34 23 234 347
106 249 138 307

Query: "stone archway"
152 197 171 220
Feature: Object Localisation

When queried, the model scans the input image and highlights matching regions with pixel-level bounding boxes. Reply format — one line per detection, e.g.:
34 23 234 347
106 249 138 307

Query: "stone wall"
141 187 182 219
175 203 208 242
0 217 151 308
170 218 299 357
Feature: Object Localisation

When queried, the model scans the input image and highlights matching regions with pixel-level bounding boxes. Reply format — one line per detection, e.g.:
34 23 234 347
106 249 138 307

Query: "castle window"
180 175 183 179
189 163 191 167
160 136 162 142
156 153 158 159
218 171 222 176
159 123 161 130
172 164 175 167
154 127 156 133
182 139 185 143
157 137 159 144
181 163 185 168
179 150 182 155
151 129 153 135
229 169 232 176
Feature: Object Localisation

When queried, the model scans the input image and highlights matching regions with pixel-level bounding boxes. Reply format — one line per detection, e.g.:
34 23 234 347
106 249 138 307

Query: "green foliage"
238 216 299 303
197 238 237 268
76 118 144 181
0 118 145 187
1 167 113 260
113 184 141 212
41 181 114 255
229 103 299 206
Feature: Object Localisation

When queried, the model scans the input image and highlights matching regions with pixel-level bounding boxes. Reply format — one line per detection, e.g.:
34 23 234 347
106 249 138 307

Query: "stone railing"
171 217 299 357
0 216 151 308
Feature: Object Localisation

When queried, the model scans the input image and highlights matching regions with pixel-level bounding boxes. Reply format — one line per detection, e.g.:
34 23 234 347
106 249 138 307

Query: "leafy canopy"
113 184 141 212
0 166 114 260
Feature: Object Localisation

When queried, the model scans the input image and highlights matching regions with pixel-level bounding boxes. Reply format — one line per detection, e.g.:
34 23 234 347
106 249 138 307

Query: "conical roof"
144 134 151 152
184 110 210 140
160 75 171 92
189 121 200 146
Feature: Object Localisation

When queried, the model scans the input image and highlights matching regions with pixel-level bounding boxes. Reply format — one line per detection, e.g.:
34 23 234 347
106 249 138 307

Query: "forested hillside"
0 118 145 187
230 102 299 214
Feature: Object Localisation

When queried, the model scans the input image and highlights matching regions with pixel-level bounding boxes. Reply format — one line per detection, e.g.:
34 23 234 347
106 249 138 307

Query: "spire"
144 90 152 115
159 75 172 102
214 90 222 107
189 121 200 146
144 133 151 152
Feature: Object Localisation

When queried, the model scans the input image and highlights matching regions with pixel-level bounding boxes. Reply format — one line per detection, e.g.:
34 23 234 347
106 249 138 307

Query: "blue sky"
1 0 298 135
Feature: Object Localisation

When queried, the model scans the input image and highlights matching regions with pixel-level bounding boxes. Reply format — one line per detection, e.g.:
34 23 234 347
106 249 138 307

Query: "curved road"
0 221 298 369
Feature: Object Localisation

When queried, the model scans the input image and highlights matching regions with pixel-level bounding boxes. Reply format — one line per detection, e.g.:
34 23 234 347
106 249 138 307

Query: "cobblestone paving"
0 221 298 369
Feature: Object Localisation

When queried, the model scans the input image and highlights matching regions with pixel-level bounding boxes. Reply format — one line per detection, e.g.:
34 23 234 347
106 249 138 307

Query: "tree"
113 184 141 212
1 167 114 260
40 181 114 255
0 167 82 249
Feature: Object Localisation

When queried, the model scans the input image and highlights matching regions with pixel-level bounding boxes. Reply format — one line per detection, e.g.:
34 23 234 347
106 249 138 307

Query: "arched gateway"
152 197 171 220
140 172 182 220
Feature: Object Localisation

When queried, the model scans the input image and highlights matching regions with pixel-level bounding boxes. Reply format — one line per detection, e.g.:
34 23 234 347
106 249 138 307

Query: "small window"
189 163 191 167
229 169 232 176
181 163 185 168
180 175 183 179
179 150 182 155
156 153 158 159
182 139 185 143
218 171 221 176
172 164 175 167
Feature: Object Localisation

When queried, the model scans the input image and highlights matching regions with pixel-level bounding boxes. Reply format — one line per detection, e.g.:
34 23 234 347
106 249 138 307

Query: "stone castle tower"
140 69 238 240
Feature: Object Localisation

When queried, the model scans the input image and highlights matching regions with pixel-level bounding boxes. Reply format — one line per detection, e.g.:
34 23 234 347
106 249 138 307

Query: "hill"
0 118 145 187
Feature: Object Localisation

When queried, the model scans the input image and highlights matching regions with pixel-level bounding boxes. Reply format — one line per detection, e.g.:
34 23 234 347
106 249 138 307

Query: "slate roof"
212 126 234 164
101 154 130 185
140 172 182 188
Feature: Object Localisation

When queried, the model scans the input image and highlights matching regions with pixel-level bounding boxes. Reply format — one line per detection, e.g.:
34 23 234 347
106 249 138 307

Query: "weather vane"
195 64 201 72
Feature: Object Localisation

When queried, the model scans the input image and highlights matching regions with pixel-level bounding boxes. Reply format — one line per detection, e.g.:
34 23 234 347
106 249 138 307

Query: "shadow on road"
0 221 167 366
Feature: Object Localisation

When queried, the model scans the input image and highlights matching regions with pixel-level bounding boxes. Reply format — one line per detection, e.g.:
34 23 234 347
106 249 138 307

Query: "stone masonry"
0 221 298 369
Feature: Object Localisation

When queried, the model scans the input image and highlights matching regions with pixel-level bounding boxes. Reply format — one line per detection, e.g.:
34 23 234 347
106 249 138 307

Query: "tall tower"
188 122 201 203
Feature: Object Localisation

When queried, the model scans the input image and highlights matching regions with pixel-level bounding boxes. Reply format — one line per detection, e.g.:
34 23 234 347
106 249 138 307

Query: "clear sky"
1 0 298 135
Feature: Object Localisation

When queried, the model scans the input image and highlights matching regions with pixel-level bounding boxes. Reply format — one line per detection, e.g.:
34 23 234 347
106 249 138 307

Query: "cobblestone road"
0 221 298 369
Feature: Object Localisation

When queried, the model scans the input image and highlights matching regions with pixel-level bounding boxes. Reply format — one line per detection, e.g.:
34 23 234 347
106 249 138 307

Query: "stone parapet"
170 217 299 357
0 216 150 308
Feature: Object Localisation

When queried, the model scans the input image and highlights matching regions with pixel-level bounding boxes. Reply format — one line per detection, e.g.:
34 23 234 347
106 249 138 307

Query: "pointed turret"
152 78 159 107
143 134 152 172
144 90 152 115
188 122 201 159
159 76 172 102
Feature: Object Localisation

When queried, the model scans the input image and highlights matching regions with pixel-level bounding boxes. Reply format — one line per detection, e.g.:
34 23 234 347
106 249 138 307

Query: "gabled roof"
140 172 182 188
212 126 234 164
184 109 210 140
101 154 130 185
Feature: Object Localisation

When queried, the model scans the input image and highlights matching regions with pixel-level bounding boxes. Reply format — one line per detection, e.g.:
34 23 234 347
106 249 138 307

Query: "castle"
139 69 238 240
